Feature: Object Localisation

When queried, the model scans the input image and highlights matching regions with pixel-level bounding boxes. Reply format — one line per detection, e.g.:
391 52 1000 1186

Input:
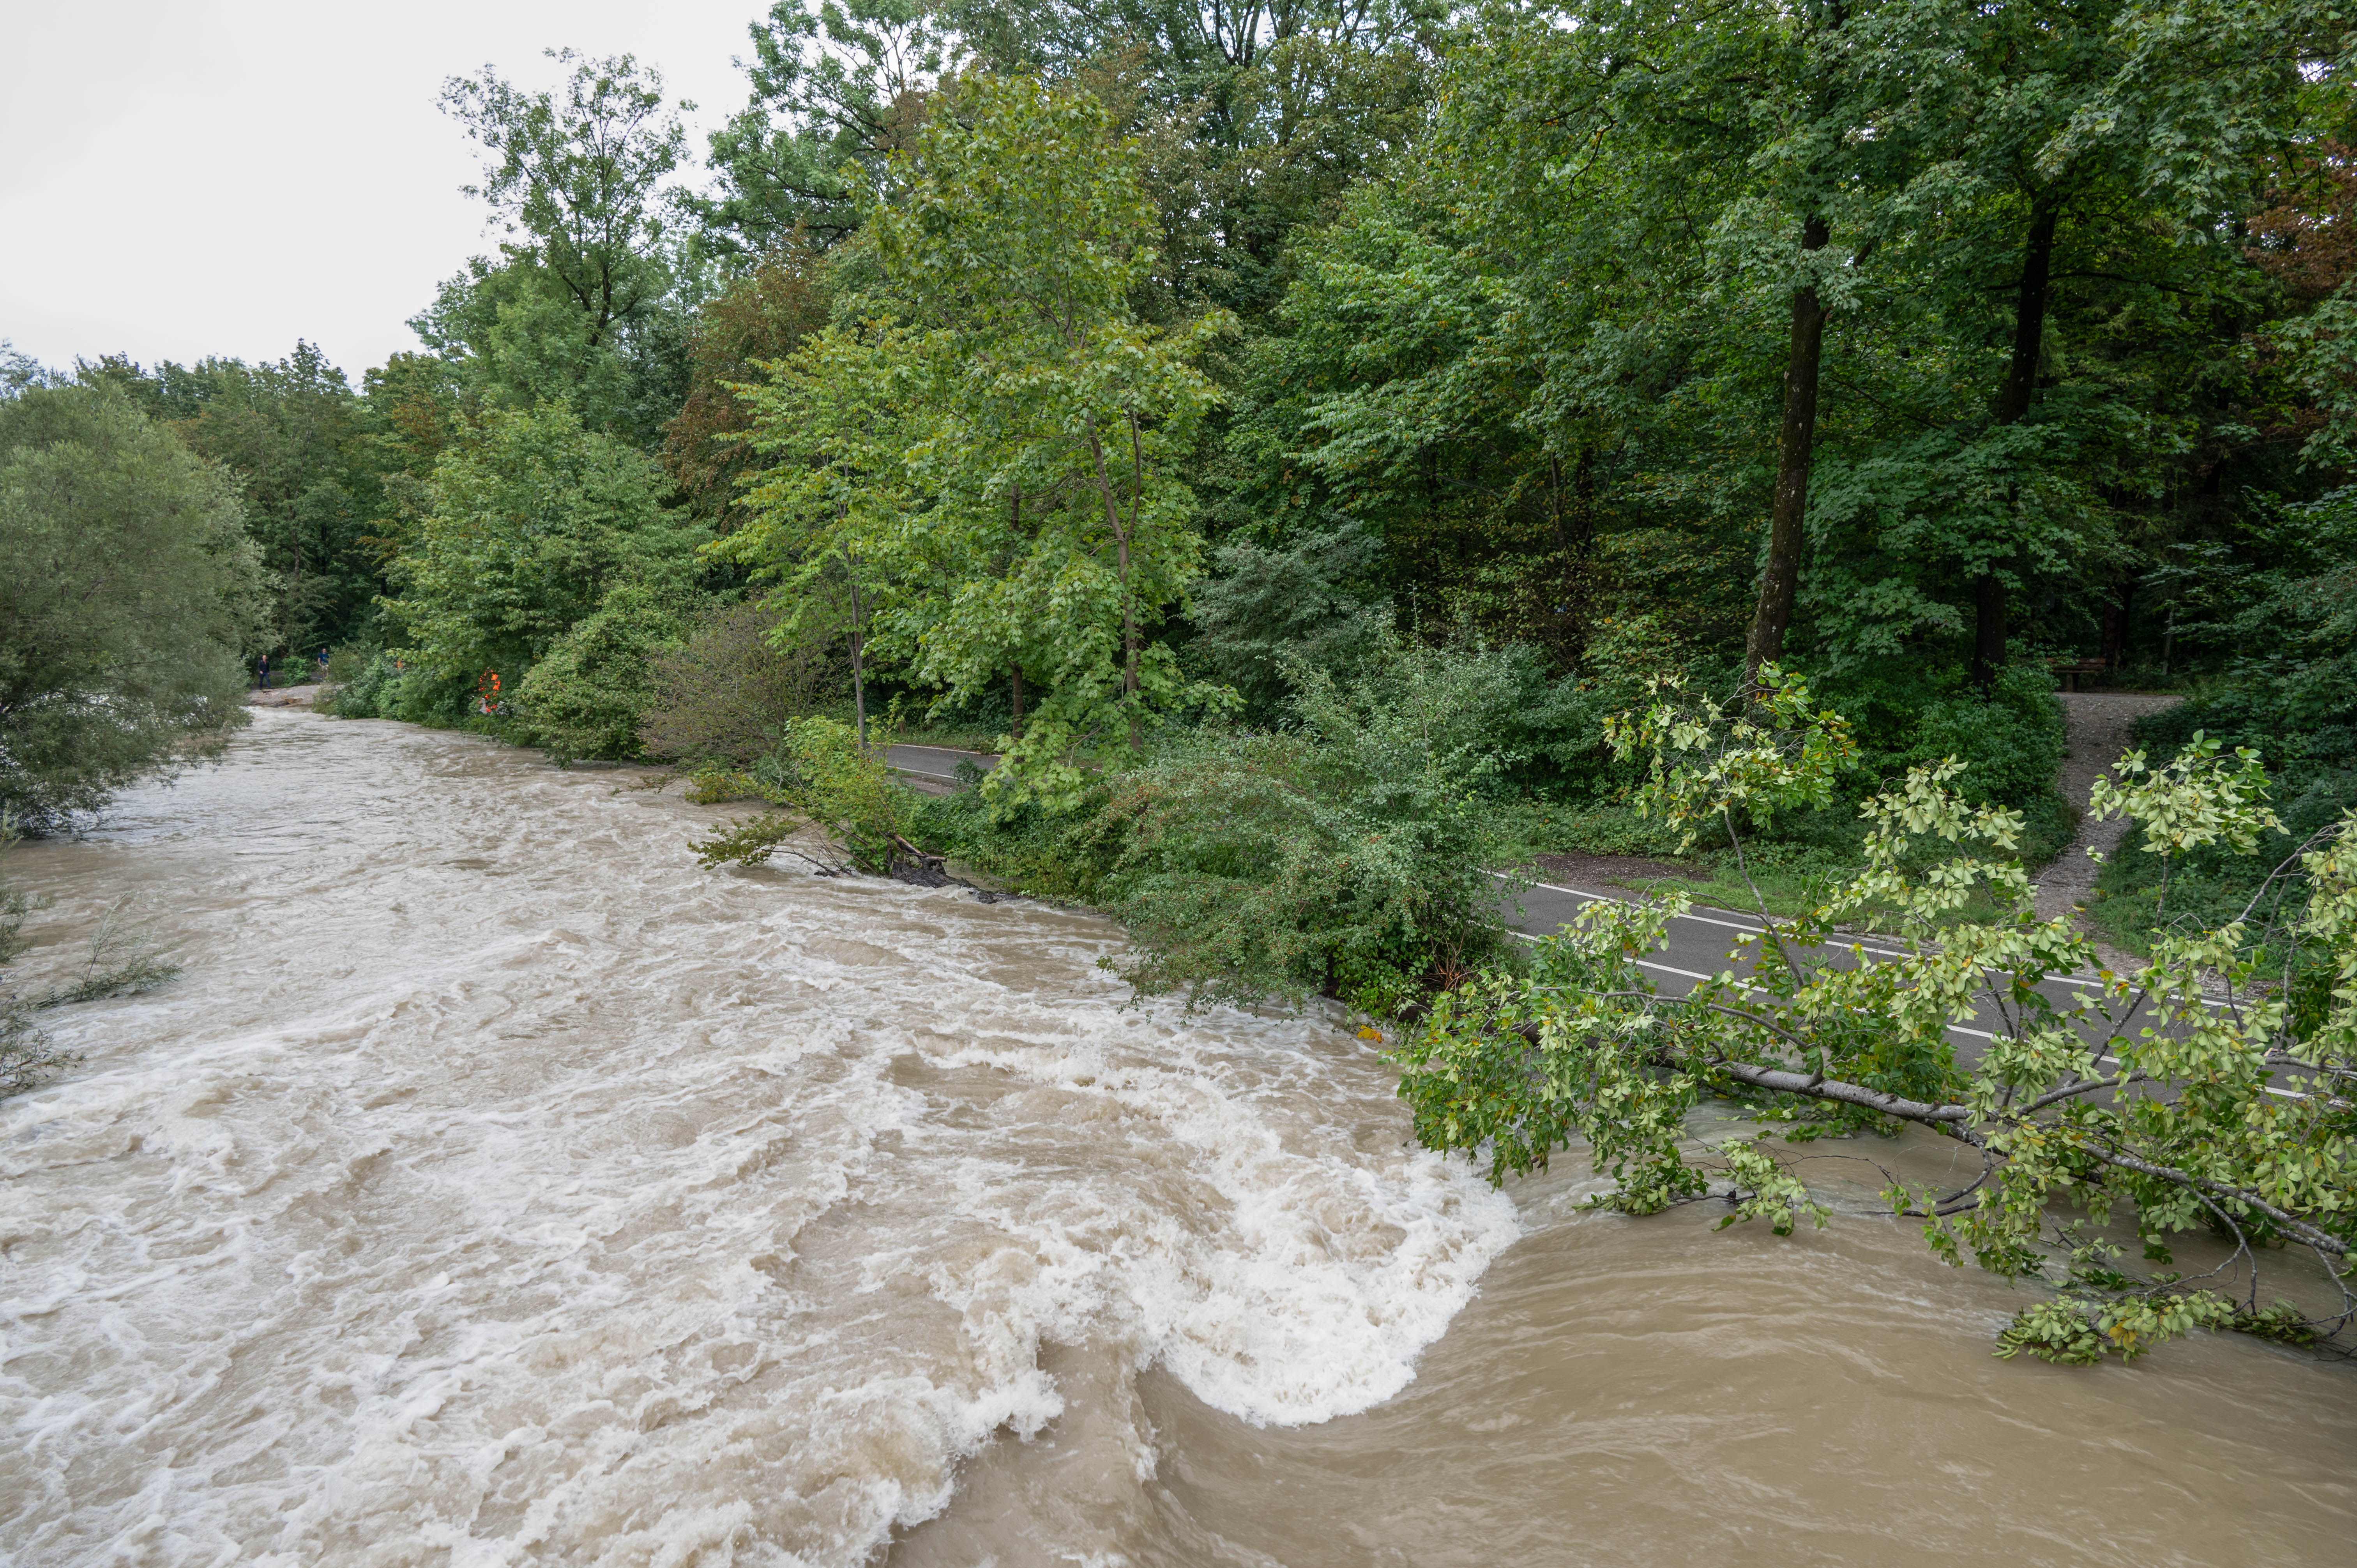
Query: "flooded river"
4 712 2351 1565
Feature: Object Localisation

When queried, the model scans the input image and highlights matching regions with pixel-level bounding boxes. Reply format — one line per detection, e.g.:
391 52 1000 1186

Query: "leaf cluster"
1394 675 2357 1364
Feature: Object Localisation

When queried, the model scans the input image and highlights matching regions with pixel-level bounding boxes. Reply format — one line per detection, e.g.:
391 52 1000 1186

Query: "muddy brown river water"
3 711 2351 1565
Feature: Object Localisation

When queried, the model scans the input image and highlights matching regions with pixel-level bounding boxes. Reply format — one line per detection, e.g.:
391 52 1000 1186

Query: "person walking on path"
258 653 271 690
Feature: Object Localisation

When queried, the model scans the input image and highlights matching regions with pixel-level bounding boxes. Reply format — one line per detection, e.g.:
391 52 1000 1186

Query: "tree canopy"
0 385 262 831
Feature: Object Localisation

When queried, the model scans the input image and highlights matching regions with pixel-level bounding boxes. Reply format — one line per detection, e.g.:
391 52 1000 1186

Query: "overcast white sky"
0 0 776 383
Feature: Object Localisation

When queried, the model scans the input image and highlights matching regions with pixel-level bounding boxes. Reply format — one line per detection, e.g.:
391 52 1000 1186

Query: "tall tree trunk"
2100 578 2132 669
847 567 868 749
1082 414 1142 750
1745 215 1831 683
1007 484 1026 743
1972 573 2007 690
1546 449 1599 647
1976 200 2061 689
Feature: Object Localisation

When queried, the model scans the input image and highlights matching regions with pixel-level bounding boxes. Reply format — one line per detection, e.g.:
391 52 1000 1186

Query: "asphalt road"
884 740 2259 1091
883 743 1000 794
1493 869 2301 1102
1499 870 2047 1052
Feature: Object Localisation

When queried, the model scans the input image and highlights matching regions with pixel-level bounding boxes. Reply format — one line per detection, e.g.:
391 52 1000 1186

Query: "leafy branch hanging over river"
1393 672 2357 1364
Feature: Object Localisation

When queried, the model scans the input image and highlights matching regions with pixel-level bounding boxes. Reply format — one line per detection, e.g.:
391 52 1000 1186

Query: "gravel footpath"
2033 691 2183 936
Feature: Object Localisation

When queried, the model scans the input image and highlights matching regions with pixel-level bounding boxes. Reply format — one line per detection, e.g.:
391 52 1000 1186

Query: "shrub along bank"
670 636 2073 1019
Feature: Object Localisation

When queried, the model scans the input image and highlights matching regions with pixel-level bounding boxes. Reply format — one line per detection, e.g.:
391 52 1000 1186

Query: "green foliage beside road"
1394 675 2357 1364
1025 645 1531 1014
726 74 1235 800
2093 487 2357 954
692 715 920 876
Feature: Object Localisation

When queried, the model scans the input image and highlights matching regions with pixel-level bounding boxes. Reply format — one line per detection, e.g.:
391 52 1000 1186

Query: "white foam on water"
0 713 1517 1566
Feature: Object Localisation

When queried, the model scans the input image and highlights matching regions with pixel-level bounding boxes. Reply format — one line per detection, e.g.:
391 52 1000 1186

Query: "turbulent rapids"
4 711 2353 1566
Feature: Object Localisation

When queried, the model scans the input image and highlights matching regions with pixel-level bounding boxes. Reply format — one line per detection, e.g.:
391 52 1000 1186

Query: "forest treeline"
4 0 2352 896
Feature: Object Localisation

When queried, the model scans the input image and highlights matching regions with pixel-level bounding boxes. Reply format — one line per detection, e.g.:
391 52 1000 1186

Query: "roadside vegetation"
2089 486 2357 958
1398 671 2357 1365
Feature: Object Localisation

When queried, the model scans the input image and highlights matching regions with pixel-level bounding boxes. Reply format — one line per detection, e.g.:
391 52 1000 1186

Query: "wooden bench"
2048 655 2109 692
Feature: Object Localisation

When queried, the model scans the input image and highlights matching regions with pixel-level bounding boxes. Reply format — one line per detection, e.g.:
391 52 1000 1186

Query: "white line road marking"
1504 927 2303 1094
1495 871 2180 994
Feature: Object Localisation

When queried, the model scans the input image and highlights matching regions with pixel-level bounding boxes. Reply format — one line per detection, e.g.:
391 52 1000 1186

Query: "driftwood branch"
1666 1047 2350 1258
1701 1058 1977 1127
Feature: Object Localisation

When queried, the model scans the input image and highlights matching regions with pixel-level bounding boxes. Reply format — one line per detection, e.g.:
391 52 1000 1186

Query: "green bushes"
921 641 1529 1013
639 599 842 770
326 403 712 763
512 581 690 765
913 637 2078 1009
351 401 707 759
0 385 263 832
785 717 919 873
325 645 371 685
326 652 473 727
1090 726 1520 1013
2090 491 2357 954
1896 667 2068 812
693 717 919 876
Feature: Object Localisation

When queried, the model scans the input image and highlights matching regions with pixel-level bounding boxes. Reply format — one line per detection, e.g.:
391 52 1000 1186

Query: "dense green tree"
731 75 1232 802
426 51 695 446
692 0 953 256
1425 0 1900 676
689 2 1439 320
661 244 832 529
1828 0 2322 683
0 341 57 397
1242 0 2349 703
440 49 687 356
724 320 925 746
0 386 263 831
942 0 1444 320
1209 180 1598 665
383 401 704 720
512 579 696 763
869 73 1234 792
79 344 382 658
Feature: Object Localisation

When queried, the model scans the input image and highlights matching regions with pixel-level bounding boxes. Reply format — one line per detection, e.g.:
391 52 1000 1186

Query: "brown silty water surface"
2 712 2350 1566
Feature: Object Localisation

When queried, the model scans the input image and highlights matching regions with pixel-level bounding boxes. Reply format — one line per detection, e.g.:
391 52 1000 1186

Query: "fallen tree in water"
1392 670 2357 1365
690 716 963 886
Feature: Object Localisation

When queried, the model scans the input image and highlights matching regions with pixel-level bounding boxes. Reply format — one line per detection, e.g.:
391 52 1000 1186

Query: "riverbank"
5 708 2351 1565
